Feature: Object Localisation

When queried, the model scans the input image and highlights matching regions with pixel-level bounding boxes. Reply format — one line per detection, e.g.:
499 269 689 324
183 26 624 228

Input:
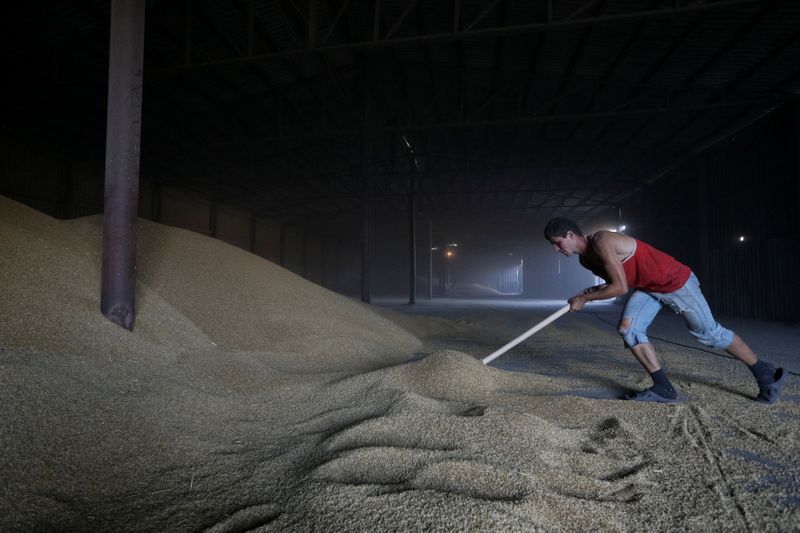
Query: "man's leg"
627 339 662 372
724 334 757 365
619 292 677 401
619 291 662 372
725 334 787 403
662 273 786 403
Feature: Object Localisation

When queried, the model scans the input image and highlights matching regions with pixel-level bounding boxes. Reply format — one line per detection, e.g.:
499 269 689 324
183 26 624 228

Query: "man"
544 217 786 404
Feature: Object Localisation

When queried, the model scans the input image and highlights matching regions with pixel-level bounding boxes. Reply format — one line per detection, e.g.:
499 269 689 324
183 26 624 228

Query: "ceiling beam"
147 0 767 75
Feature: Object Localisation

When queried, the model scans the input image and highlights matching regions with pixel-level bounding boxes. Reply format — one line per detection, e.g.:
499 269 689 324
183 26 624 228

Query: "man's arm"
579 284 607 296
569 233 629 311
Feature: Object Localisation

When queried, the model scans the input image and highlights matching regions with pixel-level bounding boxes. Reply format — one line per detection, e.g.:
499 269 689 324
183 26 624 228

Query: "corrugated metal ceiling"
2 0 798 239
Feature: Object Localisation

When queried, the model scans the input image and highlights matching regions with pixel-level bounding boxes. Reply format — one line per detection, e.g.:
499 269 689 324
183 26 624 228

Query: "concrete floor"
375 296 799 404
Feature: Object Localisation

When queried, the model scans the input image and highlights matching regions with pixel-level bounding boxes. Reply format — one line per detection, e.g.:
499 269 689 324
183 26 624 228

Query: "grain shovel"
482 304 570 365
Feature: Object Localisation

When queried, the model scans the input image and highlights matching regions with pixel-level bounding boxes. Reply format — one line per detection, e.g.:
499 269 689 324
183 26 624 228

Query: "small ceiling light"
446 250 454 257
739 236 745 242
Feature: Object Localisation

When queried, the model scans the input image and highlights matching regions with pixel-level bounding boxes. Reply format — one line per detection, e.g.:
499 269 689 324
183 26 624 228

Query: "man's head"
544 217 584 256
544 217 584 240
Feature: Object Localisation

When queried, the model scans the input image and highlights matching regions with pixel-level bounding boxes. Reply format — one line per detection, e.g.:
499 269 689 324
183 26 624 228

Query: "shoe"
623 388 679 404
756 367 787 404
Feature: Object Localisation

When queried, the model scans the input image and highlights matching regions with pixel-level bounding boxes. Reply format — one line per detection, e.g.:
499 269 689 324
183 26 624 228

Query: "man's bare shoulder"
591 231 635 256
591 230 623 244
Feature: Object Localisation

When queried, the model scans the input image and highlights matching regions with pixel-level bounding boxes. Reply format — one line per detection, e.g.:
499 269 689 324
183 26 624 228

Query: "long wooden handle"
482 304 570 365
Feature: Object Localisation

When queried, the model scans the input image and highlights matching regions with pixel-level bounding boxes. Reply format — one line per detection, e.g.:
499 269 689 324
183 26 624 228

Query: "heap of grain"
0 195 421 370
4 195 795 532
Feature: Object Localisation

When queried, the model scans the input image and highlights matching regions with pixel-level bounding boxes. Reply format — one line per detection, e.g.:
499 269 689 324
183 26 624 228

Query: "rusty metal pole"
101 0 146 331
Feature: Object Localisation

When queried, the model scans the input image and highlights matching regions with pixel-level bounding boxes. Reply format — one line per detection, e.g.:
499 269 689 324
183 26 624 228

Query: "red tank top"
620 238 691 293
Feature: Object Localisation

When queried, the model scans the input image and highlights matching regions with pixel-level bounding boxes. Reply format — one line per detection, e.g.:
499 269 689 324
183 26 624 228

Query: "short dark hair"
544 217 584 240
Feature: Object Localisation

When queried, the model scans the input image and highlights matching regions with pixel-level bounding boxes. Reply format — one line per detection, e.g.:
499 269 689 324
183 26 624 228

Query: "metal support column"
247 0 254 56
796 96 800 231
794 96 800 322
60 159 73 219
408 171 417 304
151 183 161 222
279 223 287 266
322 239 329 288
335 241 341 292
438 248 446 296
694 157 710 285
249 214 257 253
101 0 146 331
320 237 326 286
427 219 433 299
209 201 218 237
302 230 308 278
360 72 372 304
307 0 317 50
361 158 372 303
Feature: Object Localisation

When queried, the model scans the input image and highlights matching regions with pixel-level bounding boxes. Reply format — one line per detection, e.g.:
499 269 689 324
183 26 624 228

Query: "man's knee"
618 318 648 348
691 325 733 350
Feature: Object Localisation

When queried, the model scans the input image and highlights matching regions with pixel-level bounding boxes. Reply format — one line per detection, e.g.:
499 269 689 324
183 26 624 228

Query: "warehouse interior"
2 0 799 530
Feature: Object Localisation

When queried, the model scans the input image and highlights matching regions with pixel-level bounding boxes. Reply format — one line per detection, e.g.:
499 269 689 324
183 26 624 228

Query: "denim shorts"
619 272 734 350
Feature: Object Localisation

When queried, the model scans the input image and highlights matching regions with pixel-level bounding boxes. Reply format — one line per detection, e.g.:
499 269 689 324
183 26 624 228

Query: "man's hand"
568 294 588 312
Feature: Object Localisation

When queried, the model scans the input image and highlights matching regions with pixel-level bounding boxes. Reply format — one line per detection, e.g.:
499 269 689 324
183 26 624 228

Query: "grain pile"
21 201 420 371
1 195 798 531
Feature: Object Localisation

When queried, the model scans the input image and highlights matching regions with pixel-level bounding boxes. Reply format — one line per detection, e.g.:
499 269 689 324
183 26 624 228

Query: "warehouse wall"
335 242 359 296
253 218 281 264
160 187 213 236
304 234 324 285
0 130 361 297
321 238 338 290
214 204 251 250
0 130 105 218
614 102 800 323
